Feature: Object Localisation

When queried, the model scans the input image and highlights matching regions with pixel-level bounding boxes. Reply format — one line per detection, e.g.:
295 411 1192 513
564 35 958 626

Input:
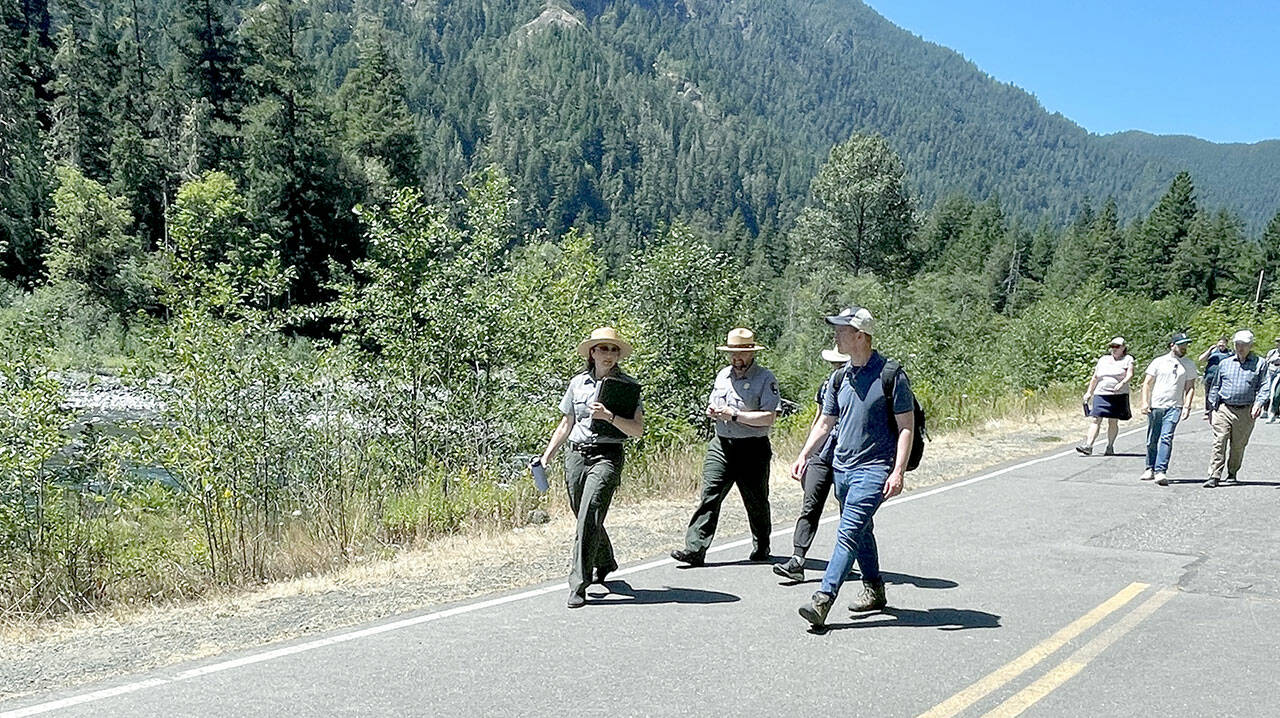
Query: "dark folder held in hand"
591 377 641 440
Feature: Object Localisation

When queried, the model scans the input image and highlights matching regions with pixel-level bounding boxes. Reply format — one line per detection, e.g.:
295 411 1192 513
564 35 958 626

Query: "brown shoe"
848 579 887 612
799 591 834 627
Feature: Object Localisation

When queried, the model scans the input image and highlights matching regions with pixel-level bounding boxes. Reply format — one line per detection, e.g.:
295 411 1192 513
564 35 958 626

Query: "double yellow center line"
920 582 1178 718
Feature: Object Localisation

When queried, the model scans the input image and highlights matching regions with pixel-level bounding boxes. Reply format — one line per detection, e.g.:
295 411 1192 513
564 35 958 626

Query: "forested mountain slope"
3 0 1277 286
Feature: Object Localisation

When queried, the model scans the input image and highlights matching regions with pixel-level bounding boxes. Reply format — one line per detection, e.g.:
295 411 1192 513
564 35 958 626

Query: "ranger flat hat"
716 328 766 352
577 326 633 359
821 346 850 363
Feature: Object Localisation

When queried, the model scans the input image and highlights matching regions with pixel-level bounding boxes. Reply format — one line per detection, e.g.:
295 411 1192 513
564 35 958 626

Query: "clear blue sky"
864 0 1280 144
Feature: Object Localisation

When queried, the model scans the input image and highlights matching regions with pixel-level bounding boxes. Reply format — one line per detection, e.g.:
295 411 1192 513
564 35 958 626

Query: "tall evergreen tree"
0 0 53 281
1132 172 1198 298
46 3 118 181
1044 200 1099 296
1171 209 1248 304
1257 209 1280 304
240 0 358 301
1092 198 1127 291
916 193 974 271
336 22 421 194
172 0 244 173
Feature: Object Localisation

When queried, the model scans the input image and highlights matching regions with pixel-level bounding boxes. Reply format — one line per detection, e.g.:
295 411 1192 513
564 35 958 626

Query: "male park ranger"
671 328 781 565
791 307 916 628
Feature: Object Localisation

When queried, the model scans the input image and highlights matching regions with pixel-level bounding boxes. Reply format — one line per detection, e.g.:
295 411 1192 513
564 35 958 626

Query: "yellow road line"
919 582 1150 718
981 587 1178 718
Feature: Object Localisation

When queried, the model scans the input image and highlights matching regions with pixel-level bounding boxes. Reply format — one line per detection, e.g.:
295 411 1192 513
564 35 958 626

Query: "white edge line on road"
1 428 1145 718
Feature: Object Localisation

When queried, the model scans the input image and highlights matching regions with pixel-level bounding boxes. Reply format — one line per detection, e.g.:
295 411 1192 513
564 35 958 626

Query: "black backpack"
880 359 927 471
828 359 927 471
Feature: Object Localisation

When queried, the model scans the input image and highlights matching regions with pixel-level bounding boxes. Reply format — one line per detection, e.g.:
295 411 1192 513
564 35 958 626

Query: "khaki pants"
1209 404 1255 480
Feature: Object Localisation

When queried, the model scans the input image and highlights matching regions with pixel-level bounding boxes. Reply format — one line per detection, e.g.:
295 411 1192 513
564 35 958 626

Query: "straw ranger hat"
716 328 766 352
821 345 850 363
577 327 633 359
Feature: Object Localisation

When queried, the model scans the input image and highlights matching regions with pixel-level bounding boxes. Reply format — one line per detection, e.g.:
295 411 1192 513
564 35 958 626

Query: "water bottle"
529 457 549 493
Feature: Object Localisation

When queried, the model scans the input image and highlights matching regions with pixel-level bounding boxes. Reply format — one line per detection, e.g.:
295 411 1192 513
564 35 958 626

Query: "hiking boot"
1103 445 1115 456
1203 477 1219 489
1075 445 1092 456
799 591 834 627
1154 472 1169 486
848 580 888 612
670 548 705 566
772 556 805 582
748 548 772 562
567 592 586 609
1222 475 1240 486
1140 468 1155 481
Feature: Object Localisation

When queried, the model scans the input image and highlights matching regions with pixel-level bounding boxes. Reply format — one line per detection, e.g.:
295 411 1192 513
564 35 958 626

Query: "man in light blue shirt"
1203 329 1271 488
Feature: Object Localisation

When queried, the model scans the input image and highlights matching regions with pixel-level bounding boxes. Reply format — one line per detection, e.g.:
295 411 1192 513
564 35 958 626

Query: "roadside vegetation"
4 141 1280 622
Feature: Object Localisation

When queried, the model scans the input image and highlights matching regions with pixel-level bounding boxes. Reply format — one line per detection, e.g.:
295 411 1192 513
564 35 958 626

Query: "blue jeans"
819 464 888 597
1145 407 1182 473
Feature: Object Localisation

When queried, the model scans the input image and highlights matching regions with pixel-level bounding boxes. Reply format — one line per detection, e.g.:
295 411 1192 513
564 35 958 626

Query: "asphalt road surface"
4 419 1278 717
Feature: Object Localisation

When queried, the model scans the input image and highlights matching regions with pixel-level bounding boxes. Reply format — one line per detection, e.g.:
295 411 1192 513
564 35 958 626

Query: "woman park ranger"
537 327 644 608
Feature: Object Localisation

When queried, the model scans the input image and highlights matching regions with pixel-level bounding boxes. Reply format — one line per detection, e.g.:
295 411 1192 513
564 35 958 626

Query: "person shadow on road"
809 606 1001 634
588 580 739 606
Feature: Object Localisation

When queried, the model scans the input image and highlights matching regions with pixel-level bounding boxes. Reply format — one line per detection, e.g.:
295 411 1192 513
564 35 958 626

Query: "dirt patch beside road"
0 408 1079 702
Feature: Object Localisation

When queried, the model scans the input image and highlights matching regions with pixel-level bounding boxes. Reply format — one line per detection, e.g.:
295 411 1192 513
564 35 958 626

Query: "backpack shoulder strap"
880 358 901 399
832 365 848 395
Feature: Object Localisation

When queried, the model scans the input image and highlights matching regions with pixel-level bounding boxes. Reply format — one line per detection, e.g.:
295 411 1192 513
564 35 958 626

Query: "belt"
1223 403 1252 409
714 435 770 444
569 441 623 454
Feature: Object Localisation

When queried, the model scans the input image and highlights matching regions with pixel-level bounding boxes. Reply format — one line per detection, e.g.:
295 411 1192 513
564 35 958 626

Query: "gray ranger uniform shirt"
709 362 782 439
560 369 643 445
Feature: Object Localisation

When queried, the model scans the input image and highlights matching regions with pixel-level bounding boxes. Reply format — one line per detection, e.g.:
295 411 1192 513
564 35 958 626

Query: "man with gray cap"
1138 332 1197 486
790 307 916 628
1204 329 1271 488
671 328 781 565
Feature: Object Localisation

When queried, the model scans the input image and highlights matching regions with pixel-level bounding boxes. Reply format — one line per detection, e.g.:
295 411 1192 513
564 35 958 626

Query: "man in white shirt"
1139 332 1198 486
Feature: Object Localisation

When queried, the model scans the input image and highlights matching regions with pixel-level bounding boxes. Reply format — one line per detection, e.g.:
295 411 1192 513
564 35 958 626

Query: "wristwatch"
730 408 740 422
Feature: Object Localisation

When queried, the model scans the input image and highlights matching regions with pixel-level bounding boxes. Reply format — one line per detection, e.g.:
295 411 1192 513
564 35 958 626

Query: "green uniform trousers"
683 435 772 557
565 445 623 596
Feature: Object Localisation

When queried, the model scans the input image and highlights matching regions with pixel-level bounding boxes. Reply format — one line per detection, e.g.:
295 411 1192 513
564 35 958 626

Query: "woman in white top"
1076 337 1135 456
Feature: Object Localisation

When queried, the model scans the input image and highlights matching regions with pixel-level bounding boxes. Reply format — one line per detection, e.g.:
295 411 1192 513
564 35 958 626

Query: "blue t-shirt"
822 352 915 472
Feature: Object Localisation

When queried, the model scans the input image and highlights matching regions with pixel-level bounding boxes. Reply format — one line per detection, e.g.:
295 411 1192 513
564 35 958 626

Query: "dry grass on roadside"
2 392 1083 647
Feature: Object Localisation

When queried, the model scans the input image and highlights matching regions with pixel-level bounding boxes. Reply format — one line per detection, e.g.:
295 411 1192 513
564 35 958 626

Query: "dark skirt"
1090 394 1132 420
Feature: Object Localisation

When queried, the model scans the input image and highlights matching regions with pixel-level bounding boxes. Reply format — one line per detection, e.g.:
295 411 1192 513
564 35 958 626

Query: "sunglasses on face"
594 345 621 354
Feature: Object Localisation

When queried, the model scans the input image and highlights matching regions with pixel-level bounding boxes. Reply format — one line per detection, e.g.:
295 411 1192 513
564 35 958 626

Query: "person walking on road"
671 328 781 566
1138 333 1198 486
791 307 916 628
538 327 645 608
1077 337 1134 456
1199 336 1232 414
773 346 851 583
1263 337 1280 423
1204 330 1271 488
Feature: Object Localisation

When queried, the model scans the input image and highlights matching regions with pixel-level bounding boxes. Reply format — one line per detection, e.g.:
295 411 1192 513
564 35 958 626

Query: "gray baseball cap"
825 307 876 335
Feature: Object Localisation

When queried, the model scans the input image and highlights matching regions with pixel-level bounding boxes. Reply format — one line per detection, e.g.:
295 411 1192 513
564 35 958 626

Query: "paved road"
4 420 1279 717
